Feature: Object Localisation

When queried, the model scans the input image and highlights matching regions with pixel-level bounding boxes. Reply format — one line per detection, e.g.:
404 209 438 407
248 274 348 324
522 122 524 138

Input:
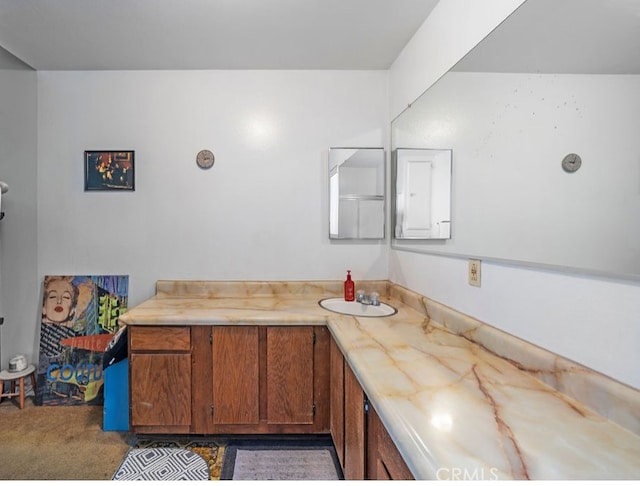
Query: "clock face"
562 153 581 173
196 149 215 169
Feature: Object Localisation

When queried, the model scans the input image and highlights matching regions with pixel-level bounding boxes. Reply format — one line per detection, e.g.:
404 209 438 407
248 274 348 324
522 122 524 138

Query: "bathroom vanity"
119 280 640 480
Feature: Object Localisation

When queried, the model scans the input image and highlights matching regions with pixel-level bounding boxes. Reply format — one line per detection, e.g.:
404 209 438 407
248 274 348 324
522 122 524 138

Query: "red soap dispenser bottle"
344 270 355 301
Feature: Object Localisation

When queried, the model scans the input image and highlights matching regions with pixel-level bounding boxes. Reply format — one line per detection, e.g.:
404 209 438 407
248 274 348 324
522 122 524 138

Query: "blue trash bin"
103 357 129 431
103 327 129 431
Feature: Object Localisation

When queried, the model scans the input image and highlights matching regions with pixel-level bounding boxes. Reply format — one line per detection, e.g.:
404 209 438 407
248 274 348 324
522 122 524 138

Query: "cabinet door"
212 326 260 425
130 353 192 427
368 405 414 480
344 363 366 480
330 336 345 468
266 326 314 424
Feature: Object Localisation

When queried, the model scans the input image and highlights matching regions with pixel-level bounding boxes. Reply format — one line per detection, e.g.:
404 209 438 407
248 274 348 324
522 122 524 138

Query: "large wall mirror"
391 0 640 280
329 147 385 239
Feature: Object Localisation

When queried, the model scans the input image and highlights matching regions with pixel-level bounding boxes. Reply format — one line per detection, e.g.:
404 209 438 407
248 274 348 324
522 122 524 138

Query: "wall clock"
196 149 215 169
561 153 581 173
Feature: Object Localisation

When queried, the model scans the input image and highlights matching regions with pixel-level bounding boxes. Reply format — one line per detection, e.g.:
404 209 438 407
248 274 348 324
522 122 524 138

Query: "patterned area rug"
221 437 342 480
113 436 225 480
112 448 210 480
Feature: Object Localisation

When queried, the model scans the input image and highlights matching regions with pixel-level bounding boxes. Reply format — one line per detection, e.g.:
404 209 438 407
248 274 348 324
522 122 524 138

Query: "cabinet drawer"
129 326 191 351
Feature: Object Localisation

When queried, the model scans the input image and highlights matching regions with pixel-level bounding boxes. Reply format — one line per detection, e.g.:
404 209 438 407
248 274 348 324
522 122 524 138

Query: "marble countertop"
119 280 640 480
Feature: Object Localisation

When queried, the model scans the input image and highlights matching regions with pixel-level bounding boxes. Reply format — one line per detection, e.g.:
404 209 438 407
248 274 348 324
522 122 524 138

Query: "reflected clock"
561 153 581 173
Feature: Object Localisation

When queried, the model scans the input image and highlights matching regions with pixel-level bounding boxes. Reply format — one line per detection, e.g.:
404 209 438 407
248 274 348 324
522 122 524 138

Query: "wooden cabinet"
211 326 260 425
208 325 329 434
367 406 415 480
344 359 367 479
129 326 192 434
129 324 330 435
330 336 345 467
330 334 367 480
128 324 412 478
266 326 315 425
329 335 414 481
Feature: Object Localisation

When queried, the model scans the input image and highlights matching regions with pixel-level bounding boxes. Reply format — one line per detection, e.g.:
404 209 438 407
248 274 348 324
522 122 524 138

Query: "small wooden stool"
0 364 36 409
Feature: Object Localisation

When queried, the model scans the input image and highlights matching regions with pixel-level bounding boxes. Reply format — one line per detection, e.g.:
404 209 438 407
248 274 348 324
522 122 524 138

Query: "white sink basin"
318 297 397 317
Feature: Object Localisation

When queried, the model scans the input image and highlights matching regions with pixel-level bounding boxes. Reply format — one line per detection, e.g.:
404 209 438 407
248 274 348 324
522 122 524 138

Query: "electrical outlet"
468 259 481 287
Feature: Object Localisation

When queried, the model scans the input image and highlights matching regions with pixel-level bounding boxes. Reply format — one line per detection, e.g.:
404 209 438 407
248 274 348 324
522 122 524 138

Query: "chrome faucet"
356 290 380 306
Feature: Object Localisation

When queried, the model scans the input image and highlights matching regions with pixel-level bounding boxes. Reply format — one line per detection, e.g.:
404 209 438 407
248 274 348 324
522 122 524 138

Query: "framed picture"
84 150 135 191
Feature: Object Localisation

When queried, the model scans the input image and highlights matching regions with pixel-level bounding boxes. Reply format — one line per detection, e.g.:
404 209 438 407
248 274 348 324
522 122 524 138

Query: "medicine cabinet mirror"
390 0 640 280
392 148 452 239
329 147 385 240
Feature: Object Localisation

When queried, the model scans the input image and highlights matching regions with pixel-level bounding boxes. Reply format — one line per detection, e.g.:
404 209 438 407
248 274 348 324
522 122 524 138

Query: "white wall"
36 70 389 311
388 3 640 389
0 69 38 369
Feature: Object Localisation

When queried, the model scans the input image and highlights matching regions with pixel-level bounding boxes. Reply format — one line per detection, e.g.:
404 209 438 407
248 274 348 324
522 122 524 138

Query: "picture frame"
84 150 135 191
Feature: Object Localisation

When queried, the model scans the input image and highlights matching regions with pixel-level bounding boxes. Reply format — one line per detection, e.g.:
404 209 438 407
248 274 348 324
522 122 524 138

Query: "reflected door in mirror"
393 149 451 239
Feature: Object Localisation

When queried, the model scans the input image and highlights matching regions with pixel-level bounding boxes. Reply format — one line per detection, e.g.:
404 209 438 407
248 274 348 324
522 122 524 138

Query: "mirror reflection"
329 147 385 240
391 0 640 279
393 148 451 239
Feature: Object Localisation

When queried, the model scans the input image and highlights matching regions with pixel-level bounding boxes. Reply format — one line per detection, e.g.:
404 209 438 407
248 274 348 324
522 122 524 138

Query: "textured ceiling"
2 1 637 75
0 0 439 70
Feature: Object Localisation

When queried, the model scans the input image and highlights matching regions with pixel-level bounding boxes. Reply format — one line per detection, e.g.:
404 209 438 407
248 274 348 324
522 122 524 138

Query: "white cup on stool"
8 354 28 373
